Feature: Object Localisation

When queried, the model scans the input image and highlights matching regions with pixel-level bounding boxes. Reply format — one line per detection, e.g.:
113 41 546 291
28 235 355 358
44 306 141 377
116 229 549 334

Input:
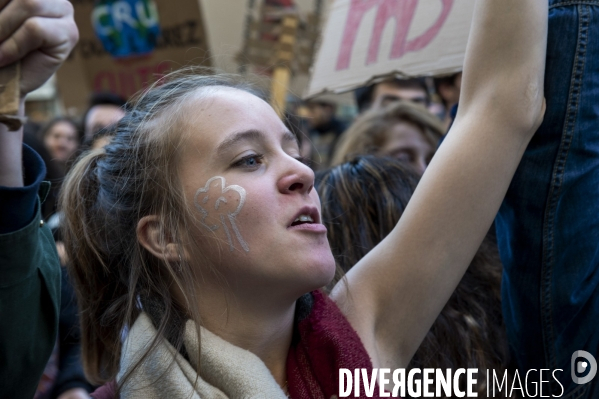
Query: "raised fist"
0 0 78 97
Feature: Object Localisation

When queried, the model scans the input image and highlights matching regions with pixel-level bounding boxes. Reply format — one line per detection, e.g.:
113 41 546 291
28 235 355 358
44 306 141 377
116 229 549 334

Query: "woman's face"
44 121 79 163
378 121 434 175
178 89 335 299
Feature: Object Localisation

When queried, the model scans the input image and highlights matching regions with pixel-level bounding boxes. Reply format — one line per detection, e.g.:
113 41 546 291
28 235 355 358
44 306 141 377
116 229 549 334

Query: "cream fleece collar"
118 313 288 399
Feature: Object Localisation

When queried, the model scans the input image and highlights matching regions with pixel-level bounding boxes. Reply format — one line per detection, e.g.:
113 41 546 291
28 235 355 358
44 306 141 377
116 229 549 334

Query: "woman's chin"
297 253 337 293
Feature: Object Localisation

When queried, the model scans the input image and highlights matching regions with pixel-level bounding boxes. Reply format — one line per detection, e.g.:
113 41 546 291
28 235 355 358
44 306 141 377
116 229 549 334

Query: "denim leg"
497 2 599 398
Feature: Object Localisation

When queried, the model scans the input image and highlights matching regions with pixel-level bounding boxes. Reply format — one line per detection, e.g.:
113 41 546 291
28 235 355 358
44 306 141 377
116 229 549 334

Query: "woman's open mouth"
288 207 327 233
291 214 314 226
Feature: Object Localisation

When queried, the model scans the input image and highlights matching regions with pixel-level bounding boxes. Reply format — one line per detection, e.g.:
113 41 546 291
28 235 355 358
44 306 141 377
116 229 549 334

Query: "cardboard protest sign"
307 0 475 96
57 0 210 115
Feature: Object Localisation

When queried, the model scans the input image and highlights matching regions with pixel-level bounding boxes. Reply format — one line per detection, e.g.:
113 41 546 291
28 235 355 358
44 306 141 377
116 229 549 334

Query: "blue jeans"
496 1 599 397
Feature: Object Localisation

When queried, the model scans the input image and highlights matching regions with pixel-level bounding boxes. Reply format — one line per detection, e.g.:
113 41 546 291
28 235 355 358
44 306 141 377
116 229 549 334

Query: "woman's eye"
233 154 264 168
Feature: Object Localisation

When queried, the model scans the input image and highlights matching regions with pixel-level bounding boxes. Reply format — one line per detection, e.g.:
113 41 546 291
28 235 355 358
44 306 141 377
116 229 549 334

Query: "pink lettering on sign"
92 61 172 99
336 0 454 70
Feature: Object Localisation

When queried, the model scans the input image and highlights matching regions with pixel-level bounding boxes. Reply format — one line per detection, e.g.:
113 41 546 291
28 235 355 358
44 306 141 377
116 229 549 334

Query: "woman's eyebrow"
215 129 265 156
216 129 299 156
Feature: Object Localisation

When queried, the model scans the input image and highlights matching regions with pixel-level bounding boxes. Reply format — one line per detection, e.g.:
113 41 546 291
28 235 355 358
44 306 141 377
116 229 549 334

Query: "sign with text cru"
307 0 475 96
57 0 210 114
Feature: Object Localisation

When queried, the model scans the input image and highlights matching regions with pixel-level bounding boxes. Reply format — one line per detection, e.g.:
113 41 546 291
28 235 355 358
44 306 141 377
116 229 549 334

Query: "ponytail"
61 148 132 383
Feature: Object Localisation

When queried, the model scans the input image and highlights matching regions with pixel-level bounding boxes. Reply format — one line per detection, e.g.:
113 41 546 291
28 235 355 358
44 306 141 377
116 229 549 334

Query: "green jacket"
0 177 61 397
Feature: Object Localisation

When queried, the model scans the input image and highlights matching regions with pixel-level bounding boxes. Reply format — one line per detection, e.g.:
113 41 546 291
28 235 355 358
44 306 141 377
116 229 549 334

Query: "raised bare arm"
331 0 547 369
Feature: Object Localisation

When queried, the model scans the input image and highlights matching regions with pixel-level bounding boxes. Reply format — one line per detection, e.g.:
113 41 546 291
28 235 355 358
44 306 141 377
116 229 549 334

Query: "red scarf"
287 290 381 399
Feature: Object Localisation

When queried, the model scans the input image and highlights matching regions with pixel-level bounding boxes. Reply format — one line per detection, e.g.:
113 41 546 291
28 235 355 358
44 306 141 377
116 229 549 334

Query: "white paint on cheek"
214 196 227 209
193 176 249 252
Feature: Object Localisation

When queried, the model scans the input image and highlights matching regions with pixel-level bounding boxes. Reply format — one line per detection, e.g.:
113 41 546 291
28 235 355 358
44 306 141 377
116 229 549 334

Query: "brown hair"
330 100 444 166
316 156 510 395
60 69 262 386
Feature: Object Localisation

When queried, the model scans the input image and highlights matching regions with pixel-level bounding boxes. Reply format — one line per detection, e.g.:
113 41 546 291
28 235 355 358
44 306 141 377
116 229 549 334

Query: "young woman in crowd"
330 100 444 175
58 0 547 397
316 156 509 397
41 117 80 171
37 117 81 221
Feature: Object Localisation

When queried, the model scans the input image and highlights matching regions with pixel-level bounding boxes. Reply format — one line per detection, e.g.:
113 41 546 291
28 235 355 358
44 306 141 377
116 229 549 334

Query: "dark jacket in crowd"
0 145 61 399
48 267 94 398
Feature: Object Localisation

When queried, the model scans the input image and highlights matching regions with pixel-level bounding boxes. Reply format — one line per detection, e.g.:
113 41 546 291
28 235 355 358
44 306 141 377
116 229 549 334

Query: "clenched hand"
0 0 78 96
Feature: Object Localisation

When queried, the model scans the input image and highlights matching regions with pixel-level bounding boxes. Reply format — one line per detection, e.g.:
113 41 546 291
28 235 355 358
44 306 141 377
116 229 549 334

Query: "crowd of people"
1 0 598 398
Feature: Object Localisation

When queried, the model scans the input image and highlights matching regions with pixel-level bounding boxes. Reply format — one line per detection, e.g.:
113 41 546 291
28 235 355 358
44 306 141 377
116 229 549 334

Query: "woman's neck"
196 287 297 388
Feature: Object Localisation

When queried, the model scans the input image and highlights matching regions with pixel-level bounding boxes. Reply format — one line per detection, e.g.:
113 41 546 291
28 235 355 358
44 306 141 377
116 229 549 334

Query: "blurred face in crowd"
306 102 335 129
44 121 79 163
177 88 335 301
371 82 428 111
378 121 435 175
84 104 126 140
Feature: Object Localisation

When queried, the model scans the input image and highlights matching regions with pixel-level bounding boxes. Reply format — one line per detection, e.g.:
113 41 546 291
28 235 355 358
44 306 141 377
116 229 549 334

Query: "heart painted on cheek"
193 176 250 252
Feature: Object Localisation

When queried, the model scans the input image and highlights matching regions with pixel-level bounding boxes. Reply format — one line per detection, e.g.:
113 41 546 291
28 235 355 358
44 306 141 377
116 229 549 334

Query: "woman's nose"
277 159 314 195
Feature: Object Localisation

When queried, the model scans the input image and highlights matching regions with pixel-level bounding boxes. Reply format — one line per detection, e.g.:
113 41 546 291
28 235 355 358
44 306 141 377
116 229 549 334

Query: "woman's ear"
136 215 180 262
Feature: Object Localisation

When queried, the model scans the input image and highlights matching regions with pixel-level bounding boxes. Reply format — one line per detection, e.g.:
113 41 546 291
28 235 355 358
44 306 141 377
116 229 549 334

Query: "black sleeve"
0 144 47 234
0 144 61 399
51 268 94 398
